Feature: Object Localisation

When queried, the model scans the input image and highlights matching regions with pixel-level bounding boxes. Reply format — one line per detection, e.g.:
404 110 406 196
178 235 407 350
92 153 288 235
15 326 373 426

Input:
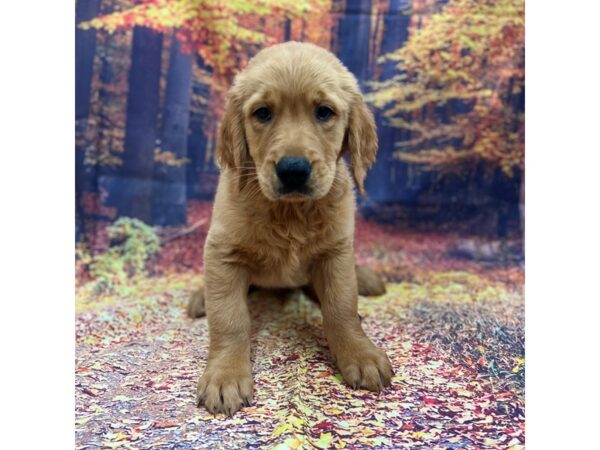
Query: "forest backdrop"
75 4 526 446
75 0 524 287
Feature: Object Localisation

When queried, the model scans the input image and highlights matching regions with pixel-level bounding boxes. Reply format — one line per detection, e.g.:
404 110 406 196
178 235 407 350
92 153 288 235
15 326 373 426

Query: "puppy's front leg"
197 253 253 416
312 243 393 392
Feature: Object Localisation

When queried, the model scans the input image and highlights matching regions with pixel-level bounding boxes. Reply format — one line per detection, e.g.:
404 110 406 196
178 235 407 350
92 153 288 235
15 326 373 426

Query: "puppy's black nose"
276 157 311 191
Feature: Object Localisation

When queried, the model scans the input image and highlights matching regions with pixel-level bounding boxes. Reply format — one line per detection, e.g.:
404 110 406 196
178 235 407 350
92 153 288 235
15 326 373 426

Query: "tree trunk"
75 0 101 239
151 34 192 226
75 0 101 120
284 18 292 41
186 56 211 199
519 172 524 235
364 0 411 203
101 26 163 223
186 118 209 199
336 0 372 83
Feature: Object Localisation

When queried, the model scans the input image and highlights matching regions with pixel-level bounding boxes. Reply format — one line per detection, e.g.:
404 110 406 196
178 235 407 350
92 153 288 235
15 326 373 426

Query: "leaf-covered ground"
76 202 524 449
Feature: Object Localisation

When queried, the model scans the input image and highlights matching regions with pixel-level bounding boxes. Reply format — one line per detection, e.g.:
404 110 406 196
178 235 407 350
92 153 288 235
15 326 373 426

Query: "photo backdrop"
75 1 525 448
76 0 524 235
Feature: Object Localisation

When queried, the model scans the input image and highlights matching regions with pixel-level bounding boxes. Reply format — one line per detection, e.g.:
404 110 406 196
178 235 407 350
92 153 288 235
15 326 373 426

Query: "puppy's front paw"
196 365 253 416
335 342 393 392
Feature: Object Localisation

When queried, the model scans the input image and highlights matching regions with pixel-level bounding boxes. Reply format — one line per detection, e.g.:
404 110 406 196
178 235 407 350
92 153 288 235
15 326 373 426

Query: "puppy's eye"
253 107 272 123
315 105 335 122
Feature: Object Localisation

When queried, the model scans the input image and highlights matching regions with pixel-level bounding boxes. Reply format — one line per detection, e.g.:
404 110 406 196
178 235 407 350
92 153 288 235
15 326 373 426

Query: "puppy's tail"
356 264 386 296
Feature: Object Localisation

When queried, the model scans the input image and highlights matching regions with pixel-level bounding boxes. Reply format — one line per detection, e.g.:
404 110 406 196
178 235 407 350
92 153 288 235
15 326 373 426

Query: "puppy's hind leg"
356 264 386 296
304 266 387 302
187 287 206 318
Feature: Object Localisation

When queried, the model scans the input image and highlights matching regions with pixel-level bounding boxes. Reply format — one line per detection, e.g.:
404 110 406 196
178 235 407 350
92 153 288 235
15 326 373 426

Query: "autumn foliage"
80 0 331 82
79 0 332 166
369 0 525 176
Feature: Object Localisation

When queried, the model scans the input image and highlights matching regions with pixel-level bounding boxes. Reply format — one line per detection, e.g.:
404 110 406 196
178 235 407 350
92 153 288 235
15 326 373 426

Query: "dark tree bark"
186 116 209 199
75 0 102 239
284 18 292 41
101 26 163 223
75 0 101 120
186 55 211 199
364 0 412 203
336 0 372 83
151 34 193 226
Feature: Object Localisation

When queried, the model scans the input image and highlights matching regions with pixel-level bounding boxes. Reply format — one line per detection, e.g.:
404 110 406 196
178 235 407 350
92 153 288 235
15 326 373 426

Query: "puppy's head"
216 42 377 201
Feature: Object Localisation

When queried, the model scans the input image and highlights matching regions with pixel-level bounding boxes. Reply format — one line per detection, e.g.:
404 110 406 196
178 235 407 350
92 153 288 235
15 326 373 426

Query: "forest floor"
76 201 524 450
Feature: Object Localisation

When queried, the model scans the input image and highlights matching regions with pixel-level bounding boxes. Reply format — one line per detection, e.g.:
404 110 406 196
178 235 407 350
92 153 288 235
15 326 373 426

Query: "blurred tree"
101 26 164 223
365 0 412 203
82 19 132 169
337 0 373 83
80 0 318 83
369 0 524 177
80 0 331 225
77 1 135 236
152 33 193 226
186 57 214 199
76 0 102 237
76 0 103 122
283 18 292 41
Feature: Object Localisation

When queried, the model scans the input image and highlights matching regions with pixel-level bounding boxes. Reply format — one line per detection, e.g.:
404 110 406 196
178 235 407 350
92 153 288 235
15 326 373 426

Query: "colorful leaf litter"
76 207 524 449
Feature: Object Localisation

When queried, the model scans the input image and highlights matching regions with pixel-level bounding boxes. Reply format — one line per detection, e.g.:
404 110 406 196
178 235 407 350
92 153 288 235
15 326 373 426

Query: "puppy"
189 42 392 416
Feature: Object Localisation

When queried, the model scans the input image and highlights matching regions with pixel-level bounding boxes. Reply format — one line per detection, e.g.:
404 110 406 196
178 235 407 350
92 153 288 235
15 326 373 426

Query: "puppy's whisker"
243 182 264 198
222 170 258 181
227 164 258 170
229 173 258 184
230 171 257 176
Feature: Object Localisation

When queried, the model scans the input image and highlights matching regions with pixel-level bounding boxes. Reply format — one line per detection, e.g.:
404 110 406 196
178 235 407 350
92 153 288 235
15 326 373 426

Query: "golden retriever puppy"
189 42 392 416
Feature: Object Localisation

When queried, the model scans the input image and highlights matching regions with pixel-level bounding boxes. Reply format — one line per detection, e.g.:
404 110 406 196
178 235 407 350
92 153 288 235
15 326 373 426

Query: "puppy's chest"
242 219 330 288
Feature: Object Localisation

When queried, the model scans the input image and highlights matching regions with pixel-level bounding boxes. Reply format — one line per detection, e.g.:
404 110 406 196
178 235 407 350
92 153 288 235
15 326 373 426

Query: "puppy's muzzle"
276 156 312 192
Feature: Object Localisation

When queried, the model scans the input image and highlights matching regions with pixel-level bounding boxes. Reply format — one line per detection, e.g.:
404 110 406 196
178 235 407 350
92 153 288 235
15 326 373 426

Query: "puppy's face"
217 42 377 201
244 83 345 201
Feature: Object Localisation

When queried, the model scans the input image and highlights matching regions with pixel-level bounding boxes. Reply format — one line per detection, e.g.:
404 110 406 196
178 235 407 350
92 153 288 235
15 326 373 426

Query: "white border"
526 0 600 448
1 1 74 448
2 1 600 448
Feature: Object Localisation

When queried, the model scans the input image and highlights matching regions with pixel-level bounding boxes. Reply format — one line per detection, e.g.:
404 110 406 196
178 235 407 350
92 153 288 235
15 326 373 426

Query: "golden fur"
189 42 392 416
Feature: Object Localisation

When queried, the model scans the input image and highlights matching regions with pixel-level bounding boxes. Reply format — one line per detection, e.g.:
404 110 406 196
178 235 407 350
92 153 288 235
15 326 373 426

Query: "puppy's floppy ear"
216 90 248 171
344 93 378 196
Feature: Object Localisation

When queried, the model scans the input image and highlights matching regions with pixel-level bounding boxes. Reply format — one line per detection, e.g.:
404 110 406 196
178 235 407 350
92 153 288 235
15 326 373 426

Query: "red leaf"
285 353 299 362
314 421 334 430
154 421 178 429
82 388 97 397
423 396 439 405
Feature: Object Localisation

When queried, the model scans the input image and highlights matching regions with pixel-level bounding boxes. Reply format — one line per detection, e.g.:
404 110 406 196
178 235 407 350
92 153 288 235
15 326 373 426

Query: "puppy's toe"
187 288 206 318
237 376 254 407
196 367 253 416
340 364 362 389
337 345 393 392
201 381 223 414
360 364 384 392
